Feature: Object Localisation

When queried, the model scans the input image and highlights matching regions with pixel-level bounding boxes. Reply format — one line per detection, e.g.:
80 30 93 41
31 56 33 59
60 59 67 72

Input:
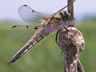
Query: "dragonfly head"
59 11 71 21
59 11 75 27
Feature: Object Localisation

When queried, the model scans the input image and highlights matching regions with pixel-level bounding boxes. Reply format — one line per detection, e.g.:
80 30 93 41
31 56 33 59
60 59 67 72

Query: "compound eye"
64 11 67 14
59 12 66 21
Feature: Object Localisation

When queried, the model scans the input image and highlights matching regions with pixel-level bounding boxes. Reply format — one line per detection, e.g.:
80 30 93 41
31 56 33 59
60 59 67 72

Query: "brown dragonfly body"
8 4 73 64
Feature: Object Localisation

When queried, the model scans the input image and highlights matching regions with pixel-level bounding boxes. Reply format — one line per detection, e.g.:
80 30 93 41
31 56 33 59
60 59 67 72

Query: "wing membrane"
18 5 47 22
10 24 36 43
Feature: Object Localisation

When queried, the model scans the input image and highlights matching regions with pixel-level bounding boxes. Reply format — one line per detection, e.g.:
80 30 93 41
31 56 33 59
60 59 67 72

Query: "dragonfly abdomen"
8 33 45 64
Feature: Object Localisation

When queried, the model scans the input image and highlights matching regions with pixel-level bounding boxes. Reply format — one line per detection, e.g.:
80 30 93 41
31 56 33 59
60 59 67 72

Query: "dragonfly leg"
55 31 64 56
55 31 59 46
64 26 69 32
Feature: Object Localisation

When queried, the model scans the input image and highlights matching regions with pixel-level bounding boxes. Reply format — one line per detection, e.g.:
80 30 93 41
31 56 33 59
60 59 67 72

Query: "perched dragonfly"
8 3 75 64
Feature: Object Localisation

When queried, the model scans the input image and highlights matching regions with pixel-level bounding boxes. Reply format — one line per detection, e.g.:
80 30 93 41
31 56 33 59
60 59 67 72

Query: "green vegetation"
0 21 96 72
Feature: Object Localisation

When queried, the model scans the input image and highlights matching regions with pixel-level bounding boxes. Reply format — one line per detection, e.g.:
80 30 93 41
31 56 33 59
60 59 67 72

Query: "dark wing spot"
12 25 16 28
26 25 29 29
34 27 38 30
24 5 27 6
32 10 35 12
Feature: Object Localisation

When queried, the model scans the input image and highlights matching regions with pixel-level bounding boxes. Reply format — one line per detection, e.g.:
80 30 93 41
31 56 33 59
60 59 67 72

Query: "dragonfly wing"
18 5 47 22
10 24 36 43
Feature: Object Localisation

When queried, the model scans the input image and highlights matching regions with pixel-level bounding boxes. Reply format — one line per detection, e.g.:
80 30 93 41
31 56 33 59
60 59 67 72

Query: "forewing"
18 5 47 22
10 24 36 43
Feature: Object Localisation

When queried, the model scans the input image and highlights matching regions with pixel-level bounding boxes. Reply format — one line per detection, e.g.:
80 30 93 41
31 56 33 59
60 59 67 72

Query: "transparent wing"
10 24 36 43
18 4 47 22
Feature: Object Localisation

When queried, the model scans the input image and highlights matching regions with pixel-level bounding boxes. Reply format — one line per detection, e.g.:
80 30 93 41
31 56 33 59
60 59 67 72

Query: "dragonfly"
8 2 75 64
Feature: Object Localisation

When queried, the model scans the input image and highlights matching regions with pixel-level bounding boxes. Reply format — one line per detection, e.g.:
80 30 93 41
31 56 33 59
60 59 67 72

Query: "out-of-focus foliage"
0 20 96 72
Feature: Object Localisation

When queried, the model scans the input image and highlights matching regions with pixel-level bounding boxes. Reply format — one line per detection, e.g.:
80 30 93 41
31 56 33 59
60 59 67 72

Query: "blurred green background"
0 19 96 72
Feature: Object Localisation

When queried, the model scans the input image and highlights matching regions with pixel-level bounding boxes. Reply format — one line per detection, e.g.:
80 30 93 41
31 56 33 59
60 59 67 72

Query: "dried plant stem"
58 0 85 72
67 0 74 19
59 26 85 72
